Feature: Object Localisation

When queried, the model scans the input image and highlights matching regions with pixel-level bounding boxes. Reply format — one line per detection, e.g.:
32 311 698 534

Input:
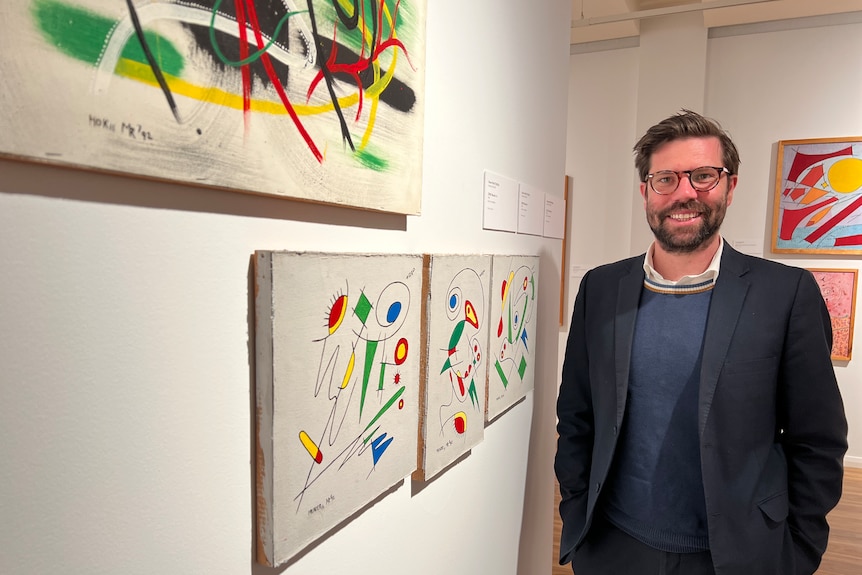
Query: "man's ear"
726 174 738 207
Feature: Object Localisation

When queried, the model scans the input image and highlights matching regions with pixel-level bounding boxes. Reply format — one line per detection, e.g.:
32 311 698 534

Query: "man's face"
639 136 737 254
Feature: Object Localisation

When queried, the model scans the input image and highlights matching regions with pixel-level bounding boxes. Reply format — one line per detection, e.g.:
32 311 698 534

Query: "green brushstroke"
354 148 388 172
377 361 386 391
362 385 405 433
209 0 306 67
319 0 408 56
363 425 380 445
495 359 508 389
468 379 479 408
32 0 183 76
359 339 379 417
354 291 373 324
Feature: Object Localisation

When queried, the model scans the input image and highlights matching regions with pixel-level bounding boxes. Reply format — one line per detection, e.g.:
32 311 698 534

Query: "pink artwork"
809 268 858 361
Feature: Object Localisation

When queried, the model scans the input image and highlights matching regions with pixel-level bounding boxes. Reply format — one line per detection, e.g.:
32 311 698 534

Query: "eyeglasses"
645 166 729 195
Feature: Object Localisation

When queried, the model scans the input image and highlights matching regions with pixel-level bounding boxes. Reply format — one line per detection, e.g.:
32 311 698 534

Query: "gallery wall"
0 2 571 575
564 12 862 465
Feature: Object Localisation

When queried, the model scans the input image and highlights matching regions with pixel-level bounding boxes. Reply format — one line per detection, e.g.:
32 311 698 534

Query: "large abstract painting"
414 254 491 481
0 1 426 214
254 251 422 566
772 137 862 254
486 255 539 422
808 268 858 361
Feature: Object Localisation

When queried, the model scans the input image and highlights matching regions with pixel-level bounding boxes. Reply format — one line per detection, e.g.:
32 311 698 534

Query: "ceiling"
570 0 862 45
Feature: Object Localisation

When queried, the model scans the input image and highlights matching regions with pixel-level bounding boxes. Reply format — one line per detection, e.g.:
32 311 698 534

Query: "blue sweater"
603 279 714 553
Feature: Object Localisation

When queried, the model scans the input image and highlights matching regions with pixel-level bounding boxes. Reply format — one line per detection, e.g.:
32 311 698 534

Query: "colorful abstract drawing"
415 254 491 481
255 251 422 566
0 1 426 214
772 137 862 254
808 268 858 361
486 254 539 422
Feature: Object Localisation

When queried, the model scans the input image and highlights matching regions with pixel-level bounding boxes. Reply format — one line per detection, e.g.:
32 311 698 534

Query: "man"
555 110 848 575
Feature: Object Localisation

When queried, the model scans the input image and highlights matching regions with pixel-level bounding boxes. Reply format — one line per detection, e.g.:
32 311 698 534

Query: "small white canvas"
486 255 540 422
415 254 491 481
255 251 422 566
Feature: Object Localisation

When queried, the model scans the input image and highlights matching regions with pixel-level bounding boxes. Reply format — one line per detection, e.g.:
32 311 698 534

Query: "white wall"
565 14 862 465
0 2 571 574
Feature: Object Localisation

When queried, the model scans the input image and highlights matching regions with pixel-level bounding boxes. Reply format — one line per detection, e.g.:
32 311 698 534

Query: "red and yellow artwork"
414 254 491 482
773 137 862 254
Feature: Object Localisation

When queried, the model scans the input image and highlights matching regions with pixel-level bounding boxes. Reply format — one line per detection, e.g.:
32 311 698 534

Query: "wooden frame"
808 268 858 361
560 175 570 326
772 137 862 254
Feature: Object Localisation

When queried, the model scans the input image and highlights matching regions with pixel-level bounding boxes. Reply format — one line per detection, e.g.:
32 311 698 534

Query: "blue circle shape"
387 301 402 323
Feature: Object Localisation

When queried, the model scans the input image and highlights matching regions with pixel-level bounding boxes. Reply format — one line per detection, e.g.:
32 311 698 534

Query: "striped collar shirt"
643 237 724 293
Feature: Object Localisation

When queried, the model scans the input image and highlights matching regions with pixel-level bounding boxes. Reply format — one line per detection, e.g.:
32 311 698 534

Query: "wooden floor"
552 467 862 575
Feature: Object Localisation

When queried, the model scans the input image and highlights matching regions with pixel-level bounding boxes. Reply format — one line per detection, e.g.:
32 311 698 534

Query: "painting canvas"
414 254 491 481
486 254 539 422
772 137 862 254
254 251 422 566
0 1 426 214
808 268 858 361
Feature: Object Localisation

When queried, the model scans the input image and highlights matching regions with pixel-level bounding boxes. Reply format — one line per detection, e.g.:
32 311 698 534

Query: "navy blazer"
555 245 848 575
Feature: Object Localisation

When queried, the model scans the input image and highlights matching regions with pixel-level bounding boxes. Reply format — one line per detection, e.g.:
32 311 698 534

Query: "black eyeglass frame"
645 166 730 195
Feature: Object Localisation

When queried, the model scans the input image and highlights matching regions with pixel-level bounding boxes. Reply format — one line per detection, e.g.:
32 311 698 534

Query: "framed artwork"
772 137 862 254
254 251 422 566
414 254 491 481
560 175 570 326
486 254 539 422
0 1 426 214
808 268 858 361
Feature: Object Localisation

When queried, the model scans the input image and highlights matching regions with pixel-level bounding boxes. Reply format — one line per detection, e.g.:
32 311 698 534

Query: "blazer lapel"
699 246 750 437
615 259 645 424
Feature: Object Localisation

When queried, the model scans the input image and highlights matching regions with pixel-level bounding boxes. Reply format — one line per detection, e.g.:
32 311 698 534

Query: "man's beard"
647 197 727 254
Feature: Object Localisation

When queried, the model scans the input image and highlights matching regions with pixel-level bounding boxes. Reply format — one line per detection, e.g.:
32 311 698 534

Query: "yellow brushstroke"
341 351 355 389
110 1 409 148
115 59 364 116
298 430 321 462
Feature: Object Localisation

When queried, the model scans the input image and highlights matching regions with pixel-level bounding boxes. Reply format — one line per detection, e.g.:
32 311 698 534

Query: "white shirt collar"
643 237 724 287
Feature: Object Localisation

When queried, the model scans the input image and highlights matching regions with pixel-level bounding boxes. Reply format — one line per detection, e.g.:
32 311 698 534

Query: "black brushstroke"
180 0 415 114
125 0 182 123
305 0 354 151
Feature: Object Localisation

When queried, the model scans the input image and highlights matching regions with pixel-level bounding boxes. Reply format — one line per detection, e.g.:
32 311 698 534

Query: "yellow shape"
342 351 355 389
827 158 862 193
808 205 833 226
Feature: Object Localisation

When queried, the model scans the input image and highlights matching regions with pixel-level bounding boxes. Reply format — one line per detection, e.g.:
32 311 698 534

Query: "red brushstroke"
805 195 862 244
779 197 837 240
244 0 323 162
799 164 824 188
835 234 862 246
235 0 252 127
788 147 852 182
306 0 414 124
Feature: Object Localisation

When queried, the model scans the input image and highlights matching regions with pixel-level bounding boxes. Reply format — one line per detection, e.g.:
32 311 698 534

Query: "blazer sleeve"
780 269 848 575
554 271 595 564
